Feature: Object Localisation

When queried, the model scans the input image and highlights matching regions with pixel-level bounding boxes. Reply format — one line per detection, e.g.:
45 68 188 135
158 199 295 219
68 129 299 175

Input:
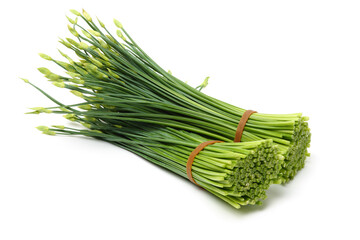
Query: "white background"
1 0 359 239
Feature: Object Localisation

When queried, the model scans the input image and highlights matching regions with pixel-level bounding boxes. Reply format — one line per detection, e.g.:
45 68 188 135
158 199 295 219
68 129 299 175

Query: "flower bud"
78 104 92 110
88 29 101 37
70 9 81 16
59 38 72 48
66 38 79 47
59 107 70 112
46 73 61 81
70 78 85 84
70 90 84 98
82 30 92 38
107 68 120 78
89 58 103 68
68 25 79 37
52 82 65 88
113 19 123 28
66 71 81 78
52 125 65 130
38 67 51 75
79 42 89 50
82 9 92 22
20 78 29 83
39 53 52 61
31 107 52 113
116 30 126 41
36 126 49 132
83 63 98 72
97 18 105 28
66 15 76 24
81 122 92 128
63 114 77 121
43 130 56 136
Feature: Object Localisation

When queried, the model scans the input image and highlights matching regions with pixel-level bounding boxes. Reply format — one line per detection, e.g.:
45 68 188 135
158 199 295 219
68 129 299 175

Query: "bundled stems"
24 9 311 208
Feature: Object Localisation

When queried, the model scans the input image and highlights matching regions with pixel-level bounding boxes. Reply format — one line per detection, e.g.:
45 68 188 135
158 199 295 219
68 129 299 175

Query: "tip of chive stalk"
52 81 65 88
52 125 65 130
39 53 52 61
36 126 55 135
196 76 210 91
70 90 84 98
36 126 49 132
113 19 123 28
70 9 81 16
43 130 56 136
63 114 77 121
37 67 51 75
66 15 76 25
88 29 101 37
82 9 92 22
30 107 52 114
67 24 80 37
20 78 29 83
97 17 105 28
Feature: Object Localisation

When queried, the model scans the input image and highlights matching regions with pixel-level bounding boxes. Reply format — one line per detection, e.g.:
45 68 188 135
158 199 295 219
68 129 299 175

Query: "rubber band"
186 140 223 186
234 110 257 142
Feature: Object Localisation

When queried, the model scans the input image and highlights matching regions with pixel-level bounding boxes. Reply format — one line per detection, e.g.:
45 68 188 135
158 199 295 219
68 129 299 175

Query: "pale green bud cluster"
47 73 62 81
39 53 52 61
30 107 52 114
82 30 92 39
78 104 92 110
99 39 110 49
66 38 80 48
114 19 123 28
89 58 103 68
91 130 102 134
63 113 77 121
70 9 81 16
52 125 65 130
70 90 84 98
107 68 120 78
58 50 75 65
36 126 56 135
196 76 209 91
88 29 101 37
85 116 97 122
59 107 71 112
116 30 126 41
83 63 98 72
66 15 78 25
66 71 81 78
79 42 89 50
52 82 65 88
59 38 73 48
20 78 30 83
106 35 116 43
69 78 85 84
81 122 92 128
97 18 105 28
82 9 92 22
89 85 103 90
68 25 79 37
38 67 51 75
